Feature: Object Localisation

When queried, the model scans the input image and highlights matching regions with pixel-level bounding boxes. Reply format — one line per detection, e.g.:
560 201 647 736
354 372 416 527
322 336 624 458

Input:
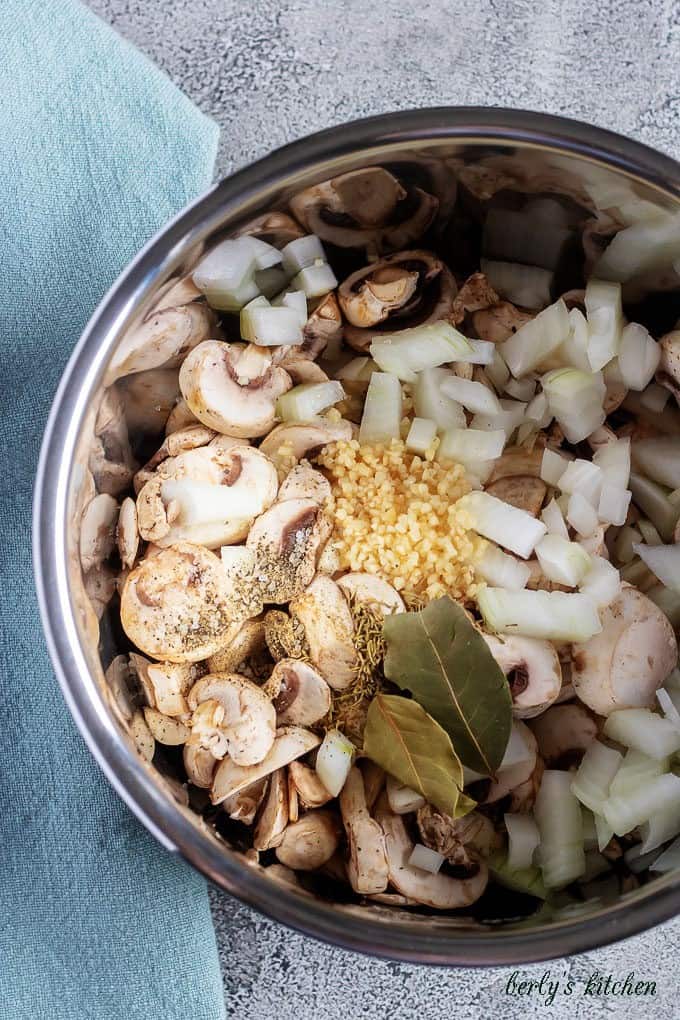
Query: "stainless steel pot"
33 108 680 964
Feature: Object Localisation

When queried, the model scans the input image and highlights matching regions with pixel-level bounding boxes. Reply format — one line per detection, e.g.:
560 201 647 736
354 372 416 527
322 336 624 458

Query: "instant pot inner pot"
68 133 680 941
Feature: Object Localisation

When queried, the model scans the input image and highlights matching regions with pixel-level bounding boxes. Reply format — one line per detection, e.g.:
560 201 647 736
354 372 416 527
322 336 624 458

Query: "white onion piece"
468 339 496 365
371 322 481 382
618 322 661 390
315 728 354 797
276 381 345 422
559 459 603 507
633 542 680 594
480 258 553 310
540 448 569 487
386 775 427 814
439 375 502 414
594 811 614 852
240 303 304 346
579 556 621 607
358 372 402 445
437 428 505 467
462 460 496 486
413 368 466 431
567 493 600 537
598 484 631 526
194 237 259 292
657 688 680 731
501 299 570 377
594 211 680 282
571 741 623 814
525 390 551 426
541 499 569 539
640 383 670 413
505 375 537 402
504 813 540 871
629 472 680 543
603 709 680 760
406 417 437 456
632 438 680 490
408 843 445 874
292 262 338 298
535 534 592 587
593 437 631 490
650 833 680 871
542 367 606 443
603 773 680 836
470 400 526 438
486 348 511 392
535 771 586 888
281 234 327 274
477 587 602 642
475 544 531 590
559 308 592 372
336 356 370 381
584 279 623 371
271 288 307 326
502 722 535 769
608 750 667 796
256 265 292 298
456 491 546 558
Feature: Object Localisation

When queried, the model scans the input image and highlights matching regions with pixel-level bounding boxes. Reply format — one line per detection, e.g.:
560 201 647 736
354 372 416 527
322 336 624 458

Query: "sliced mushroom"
482 722 538 803
188 673 276 766
290 576 357 690
275 809 341 871
206 617 266 673
288 761 334 808
278 461 331 505
106 302 216 383
223 776 269 825
277 292 344 365
508 754 544 812
253 768 289 850
118 367 182 438
290 167 438 255
142 706 190 745
89 388 138 496
278 358 330 385
657 330 680 405
482 634 562 718
360 760 386 811
179 340 292 438
572 584 677 716
259 420 353 473
116 496 139 569
339 766 389 895
264 609 309 661
316 539 341 575
105 654 136 723
79 493 118 573
529 703 598 768
237 211 304 247
244 498 332 603
134 424 218 491
83 562 117 619
417 806 498 867
337 572 405 615
136 444 278 548
211 726 321 804
485 475 547 517
263 659 331 726
471 301 534 344
145 660 204 717
129 710 155 762
120 543 238 663
151 273 203 313
339 251 456 352
375 802 489 908
165 397 199 435
287 772 299 822
183 742 217 788
450 272 500 325
488 446 544 482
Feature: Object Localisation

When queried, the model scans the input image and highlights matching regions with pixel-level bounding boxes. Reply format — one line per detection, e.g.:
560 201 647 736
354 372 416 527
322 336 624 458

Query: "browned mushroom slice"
289 167 438 255
288 761 333 809
253 769 289 850
471 301 534 345
488 446 544 482
509 754 545 812
277 292 344 366
120 543 237 663
360 760 386 811
187 673 276 766
223 776 269 825
529 703 598 768
263 658 331 726
129 710 155 762
290 576 357 690
83 562 117 619
179 340 292 438
107 302 216 383
275 809 341 871
263 609 309 661
485 476 547 518
211 726 321 804
278 359 330 385
339 766 389 895
245 498 332 603
450 272 500 325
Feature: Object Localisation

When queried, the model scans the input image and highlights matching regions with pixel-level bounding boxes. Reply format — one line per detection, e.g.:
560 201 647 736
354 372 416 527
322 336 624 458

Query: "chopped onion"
194 236 260 296
456 491 546 558
584 279 623 371
477 587 602 642
571 741 623 814
657 688 680 730
603 773 680 836
650 833 680 871
632 542 680 594
525 390 551 427
486 348 511 392
542 367 606 443
618 322 661 390
540 448 568 487
461 460 496 487
567 492 600 538
467 338 496 365
559 459 603 507
541 499 569 539
406 417 437 456
276 381 345 422
603 709 680 760
480 258 553 310
593 437 631 490
255 265 292 298
505 375 537 402
437 428 505 466
559 308 592 372
594 811 614 852
475 544 531 590
281 234 327 275
598 484 631 526
413 368 466 430
534 771 586 888
408 843 445 874
502 722 536 769
501 299 570 377
240 302 303 346
371 322 480 383
535 534 592 587
291 262 338 298
505 813 540 871
336 356 370 382
640 383 670 413
315 728 354 797
470 399 527 439
632 437 680 490
358 372 402 445
579 556 621 607
386 775 426 814
629 471 680 542
440 375 502 415
594 210 680 282
246 235 285 271
271 288 307 326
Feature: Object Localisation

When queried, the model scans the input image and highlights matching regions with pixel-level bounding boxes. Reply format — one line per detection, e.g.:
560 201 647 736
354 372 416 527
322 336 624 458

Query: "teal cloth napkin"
0 2 226 1017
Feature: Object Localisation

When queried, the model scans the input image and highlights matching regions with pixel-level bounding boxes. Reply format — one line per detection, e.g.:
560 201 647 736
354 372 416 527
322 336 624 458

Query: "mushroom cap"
135 423 218 491
450 272 500 325
120 542 237 663
253 768 288 850
657 330 680 405
179 340 292 438
165 397 200 435
263 658 332 726
142 706 190 746
274 809 341 871
290 576 357 690
145 660 202 717
107 302 215 383
288 761 334 808
211 725 321 804
572 584 677 716
187 672 276 766
482 634 562 719
223 776 269 826
237 211 305 247
277 461 331 506
118 367 182 438
79 493 119 573
375 802 489 908
529 703 598 768
471 300 534 344
337 572 405 615
417 806 498 866
483 721 538 803
339 766 389 895
206 616 266 674
183 742 217 788
245 497 331 603
259 420 353 471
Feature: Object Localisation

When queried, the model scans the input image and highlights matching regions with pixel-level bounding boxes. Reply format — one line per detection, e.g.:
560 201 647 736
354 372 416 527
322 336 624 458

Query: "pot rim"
33 106 680 965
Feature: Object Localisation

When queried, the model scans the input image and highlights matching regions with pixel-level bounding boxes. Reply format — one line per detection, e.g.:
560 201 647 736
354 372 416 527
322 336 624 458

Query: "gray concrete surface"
88 0 680 1015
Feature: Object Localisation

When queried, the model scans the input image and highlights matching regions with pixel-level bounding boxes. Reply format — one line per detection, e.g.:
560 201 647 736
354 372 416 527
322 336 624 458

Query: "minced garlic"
316 438 484 601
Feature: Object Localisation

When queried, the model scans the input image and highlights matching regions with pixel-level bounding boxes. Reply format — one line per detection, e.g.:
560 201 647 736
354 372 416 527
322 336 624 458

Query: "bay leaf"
363 694 474 818
383 595 512 776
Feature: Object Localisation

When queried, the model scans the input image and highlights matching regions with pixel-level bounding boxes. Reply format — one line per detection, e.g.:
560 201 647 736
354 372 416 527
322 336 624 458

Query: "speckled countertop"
88 1 680 1015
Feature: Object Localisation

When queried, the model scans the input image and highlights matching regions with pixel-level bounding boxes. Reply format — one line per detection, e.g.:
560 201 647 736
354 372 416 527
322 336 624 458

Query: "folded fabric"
0 2 225 1017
